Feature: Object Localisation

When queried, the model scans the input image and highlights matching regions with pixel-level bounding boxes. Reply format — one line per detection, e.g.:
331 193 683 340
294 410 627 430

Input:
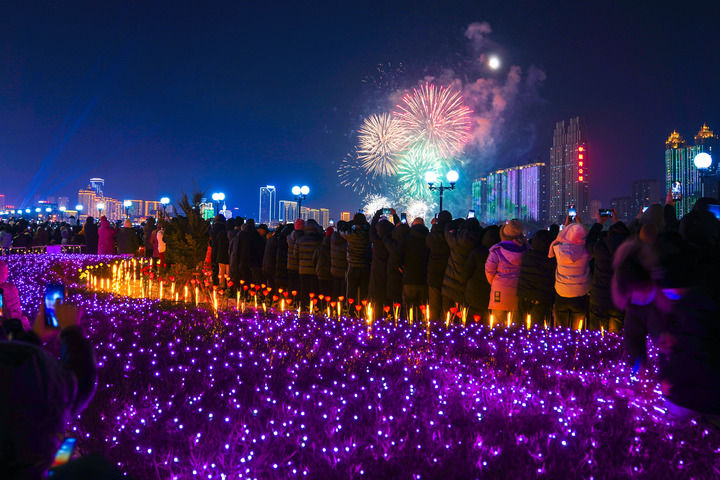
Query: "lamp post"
694 152 712 198
291 185 309 218
59 206 66 221
160 197 170 217
123 200 132 219
97 202 105 218
426 170 459 213
211 193 224 216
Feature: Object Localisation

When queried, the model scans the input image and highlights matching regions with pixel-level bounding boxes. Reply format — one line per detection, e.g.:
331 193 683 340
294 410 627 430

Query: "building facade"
259 185 276 225
278 200 297 223
549 117 589 223
610 196 633 223
472 162 547 225
631 179 660 213
665 124 718 217
319 208 330 228
89 178 104 197
340 211 351 222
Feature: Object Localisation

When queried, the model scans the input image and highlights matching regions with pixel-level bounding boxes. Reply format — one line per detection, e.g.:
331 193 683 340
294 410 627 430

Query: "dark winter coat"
517 233 557 305
368 219 393 303
275 226 292 282
441 226 480 303
296 224 322 275
589 226 627 312
211 222 230 264
329 231 348 278
425 224 450 289
402 224 429 286
313 235 332 280
344 224 371 269
286 230 303 272
142 219 155 252
83 220 98 254
463 246 491 312
384 223 409 303
116 227 139 255
262 235 278 280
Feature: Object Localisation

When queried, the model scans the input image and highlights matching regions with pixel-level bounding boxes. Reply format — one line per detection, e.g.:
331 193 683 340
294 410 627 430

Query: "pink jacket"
485 240 527 311
0 261 28 329
98 218 117 255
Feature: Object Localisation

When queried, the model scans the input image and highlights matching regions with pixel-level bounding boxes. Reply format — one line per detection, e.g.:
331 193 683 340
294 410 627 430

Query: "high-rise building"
145 201 163 218
278 200 297 223
549 117 589 223
631 179 660 213
319 208 330 228
665 124 719 217
589 200 602 218
57 196 69 209
472 162 547 225
89 178 104 197
0 194 5 210
77 189 96 219
259 185 277 225
340 211 351 222
610 196 633 223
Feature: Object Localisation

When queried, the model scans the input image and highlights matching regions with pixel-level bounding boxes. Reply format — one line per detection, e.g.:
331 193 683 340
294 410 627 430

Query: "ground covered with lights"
6 254 720 479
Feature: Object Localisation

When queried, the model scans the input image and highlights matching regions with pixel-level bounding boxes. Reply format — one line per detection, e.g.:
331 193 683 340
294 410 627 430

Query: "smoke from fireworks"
357 113 407 177
393 82 472 159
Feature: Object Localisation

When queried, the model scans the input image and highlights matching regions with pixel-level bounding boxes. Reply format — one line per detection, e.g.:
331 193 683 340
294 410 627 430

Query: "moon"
488 55 500 70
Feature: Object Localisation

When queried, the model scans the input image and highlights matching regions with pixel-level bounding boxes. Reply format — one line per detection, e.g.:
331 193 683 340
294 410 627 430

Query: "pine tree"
164 191 209 275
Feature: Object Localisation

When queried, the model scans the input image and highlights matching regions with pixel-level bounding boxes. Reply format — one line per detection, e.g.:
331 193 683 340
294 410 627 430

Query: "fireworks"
395 148 441 199
393 82 472 159
356 113 407 177
362 194 391 217
404 198 433 221
338 152 374 196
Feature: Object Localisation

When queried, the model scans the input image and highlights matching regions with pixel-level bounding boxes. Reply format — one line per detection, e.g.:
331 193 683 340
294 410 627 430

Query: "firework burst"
357 113 407 177
395 148 440 200
362 194 391 217
393 82 471 158
338 152 375 196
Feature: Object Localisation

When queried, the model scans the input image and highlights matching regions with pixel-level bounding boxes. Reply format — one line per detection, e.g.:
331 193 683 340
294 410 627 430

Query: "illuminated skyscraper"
631 179 660 213
259 185 276 225
319 208 330 228
472 162 547 225
0 194 5 211
549 117 589 223
340 211 351 222
278 200 297 223
665 124 718 217
89 178 104 197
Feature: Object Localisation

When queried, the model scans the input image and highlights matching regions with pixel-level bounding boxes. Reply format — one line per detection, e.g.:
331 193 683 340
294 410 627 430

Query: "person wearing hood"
0 260 29 329
343 213 371 302
251 224 268 284
329 221 349 299
442 218 482 314
516 229 556 328
296 219 323 303
549 217 591 329
83 216 98 254
116 219 139 255
211 215 230 288
485 220 527 324
368 212 394 308
401 218 429 310
143 217 155 258
273 224 293 290
426 210 452 321
286 219 305 292
97 216 117 255
464 225 499 320
313 226 334 296
383 217 409 306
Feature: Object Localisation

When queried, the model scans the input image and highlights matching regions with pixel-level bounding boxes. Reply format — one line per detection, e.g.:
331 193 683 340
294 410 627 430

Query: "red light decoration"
578 146 584 152
579 176 584 182
579 169 584 174
579 161 583 167
578 154 584 160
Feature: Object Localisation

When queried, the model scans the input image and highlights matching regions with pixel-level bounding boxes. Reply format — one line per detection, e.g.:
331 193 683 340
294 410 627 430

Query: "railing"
0 244 85 255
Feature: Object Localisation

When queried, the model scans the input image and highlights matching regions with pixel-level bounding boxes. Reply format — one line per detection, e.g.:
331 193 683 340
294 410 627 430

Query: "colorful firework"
393 82 472 158
338 152 375 196
362 194 391 217
395 148 441 199
357 113 407 177
404 198 434 222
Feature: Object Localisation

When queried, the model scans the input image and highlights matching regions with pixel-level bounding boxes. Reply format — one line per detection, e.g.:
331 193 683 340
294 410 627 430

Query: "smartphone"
708 204 720 220
671 181 682 200
599 209 612 217
382 208 391 216
0 287 4 318
400 213 407 224
50 437 76 468
642 206 649 213
358 208 363 214
44 283 65 328
568 204 577 220
467 209 475 219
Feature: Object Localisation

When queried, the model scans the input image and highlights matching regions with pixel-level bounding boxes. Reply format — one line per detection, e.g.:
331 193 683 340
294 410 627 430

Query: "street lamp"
694 152 713 197
59 206 66 221
75 204 84 212
292 185 309 215
97 202 105 217
123 200 132 218
211 192 225 215
426 170 459 213
160 197 170 217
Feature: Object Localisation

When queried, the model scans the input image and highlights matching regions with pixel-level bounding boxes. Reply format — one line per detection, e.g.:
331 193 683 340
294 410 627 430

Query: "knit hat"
499 220 523 241
325 226 334 237
294 219 305 231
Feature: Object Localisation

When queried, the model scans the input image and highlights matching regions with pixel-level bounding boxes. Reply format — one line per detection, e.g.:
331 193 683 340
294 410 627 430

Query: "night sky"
1 1 718 215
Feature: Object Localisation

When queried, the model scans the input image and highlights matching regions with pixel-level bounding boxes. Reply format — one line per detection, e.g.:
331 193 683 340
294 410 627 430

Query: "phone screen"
642 206 649 213
382 208 391 216
51 437 76 468
599 209 612 217
708 204 720 220
467 209 475 219
44 283 65 328
568 206 577 218
0 287 4 318
400 213 407 224
672 181 682 200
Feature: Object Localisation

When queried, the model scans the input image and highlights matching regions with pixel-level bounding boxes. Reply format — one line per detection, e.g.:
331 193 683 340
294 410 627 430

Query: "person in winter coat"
251 224 267 285
274 224 293 290
0 302 96 479
587 215 629 331
516 229 556 327
286 219 305 292
549 219 591 329
143 217 155 258
425 211 452 320
442 218 482 313
329 222 349 298
211 216 230 288
485 220 527 324
83 217 98 254
262 230 279 288
0 260 28 329
464 226 499 320
295 219 323 303
116 219 139 255
0 225 13 250
97 216 116 255
343 213 371 301
368 213 394 307
401 219 429 309
313 227 333 296
384 220 409 306
60 225 71 245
